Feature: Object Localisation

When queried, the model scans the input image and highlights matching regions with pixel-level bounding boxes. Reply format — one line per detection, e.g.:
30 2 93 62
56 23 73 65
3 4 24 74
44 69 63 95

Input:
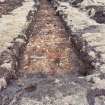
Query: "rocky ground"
0 0 24 17
0 0 38 92
0 0 105 105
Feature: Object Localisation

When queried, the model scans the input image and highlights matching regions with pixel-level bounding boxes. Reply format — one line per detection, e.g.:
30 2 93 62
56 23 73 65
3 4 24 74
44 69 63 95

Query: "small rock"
0 0 5 3
1 62 12 70
15 38 25 44
0 77 7 91
24 83 37 92
88 51 96 59
55 78 60 83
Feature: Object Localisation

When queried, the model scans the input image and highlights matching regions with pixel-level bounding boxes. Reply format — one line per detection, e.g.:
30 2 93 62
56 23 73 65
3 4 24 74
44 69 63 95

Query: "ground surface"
0 0 34 49
0 0 105 105
0 0 85 105
0 0 23 17
21 0 82 75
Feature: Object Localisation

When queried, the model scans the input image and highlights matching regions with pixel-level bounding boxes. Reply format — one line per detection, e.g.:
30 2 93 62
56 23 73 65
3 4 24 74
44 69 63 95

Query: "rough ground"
0 0 34 49
0 0 24 17
21 0 83 75
0 0 37 87
52 0 105 74
0 0 105 105
0 0 36 90
50 0 105 104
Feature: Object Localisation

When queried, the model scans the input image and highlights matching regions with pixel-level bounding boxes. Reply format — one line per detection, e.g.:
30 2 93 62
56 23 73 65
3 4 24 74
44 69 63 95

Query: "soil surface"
0 0 23 17
21 0 83 75
0 0 86 105
1 0 105 105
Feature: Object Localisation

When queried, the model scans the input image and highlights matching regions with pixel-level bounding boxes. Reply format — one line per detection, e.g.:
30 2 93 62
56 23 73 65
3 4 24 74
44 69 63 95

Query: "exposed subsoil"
21 0 84 76
0 0 87 104
0 0 24 17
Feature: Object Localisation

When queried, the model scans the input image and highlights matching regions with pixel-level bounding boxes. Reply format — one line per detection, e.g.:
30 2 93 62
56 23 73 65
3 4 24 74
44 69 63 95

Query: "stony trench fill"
20 0 83 75
1 0 104 105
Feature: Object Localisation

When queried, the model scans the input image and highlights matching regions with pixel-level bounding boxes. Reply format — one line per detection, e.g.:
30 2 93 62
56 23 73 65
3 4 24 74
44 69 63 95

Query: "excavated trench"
20 0 88 75
0 0 94 104
20 0 85 76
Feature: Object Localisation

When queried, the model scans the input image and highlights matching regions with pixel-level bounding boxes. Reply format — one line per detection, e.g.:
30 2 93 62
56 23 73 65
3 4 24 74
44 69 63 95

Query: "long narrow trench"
21 0 83 76
0 0 86 104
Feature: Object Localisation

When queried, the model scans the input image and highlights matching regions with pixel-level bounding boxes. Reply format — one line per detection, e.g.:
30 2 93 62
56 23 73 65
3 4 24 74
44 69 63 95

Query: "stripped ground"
0 0 23 17
0 0 105 105
21 0 83 75
1 0 105 105
0 0 93 105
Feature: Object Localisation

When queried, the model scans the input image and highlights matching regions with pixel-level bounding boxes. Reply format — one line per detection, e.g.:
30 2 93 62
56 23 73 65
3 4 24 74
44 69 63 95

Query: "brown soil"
21 0 82 75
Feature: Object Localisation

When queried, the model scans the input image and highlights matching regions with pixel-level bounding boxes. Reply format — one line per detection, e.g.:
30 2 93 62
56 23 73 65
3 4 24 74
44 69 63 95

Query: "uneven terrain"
0 0 105 105
0 0 24 17
21 0 83 75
